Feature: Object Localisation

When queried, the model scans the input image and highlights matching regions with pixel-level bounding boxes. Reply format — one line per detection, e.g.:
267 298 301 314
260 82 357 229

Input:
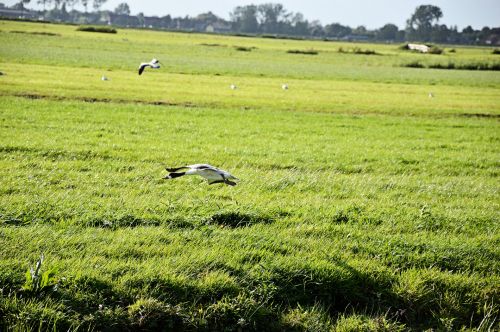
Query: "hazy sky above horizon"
5 0 500 30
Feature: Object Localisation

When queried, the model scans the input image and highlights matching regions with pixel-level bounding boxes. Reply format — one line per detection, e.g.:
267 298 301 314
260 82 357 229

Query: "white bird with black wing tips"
138 58 160 75
164 164 239 186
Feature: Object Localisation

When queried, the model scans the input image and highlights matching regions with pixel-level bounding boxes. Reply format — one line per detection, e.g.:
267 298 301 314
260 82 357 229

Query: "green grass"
0 20 499 331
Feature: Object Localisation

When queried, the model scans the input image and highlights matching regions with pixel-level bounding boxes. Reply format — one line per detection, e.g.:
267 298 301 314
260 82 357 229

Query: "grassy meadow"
0 20 499 331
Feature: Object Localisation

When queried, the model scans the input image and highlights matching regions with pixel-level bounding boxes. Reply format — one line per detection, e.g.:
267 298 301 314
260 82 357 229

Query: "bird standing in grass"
282 84 289 90
164 164 239 186
138 58 160 75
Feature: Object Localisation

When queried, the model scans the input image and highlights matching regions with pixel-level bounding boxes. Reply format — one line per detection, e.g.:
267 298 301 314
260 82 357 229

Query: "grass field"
0 20 499 331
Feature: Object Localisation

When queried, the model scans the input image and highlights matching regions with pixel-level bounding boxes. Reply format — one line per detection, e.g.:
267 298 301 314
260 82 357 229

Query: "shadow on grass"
204 211 275 228
1 255 494 331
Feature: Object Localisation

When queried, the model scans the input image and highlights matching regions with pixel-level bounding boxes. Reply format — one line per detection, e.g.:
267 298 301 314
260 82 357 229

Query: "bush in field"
339 47 379 55
234 46 255 52
403 61 425 68
428 46 444 54
287 49 319 55
77 26 117 34
403 60 500 71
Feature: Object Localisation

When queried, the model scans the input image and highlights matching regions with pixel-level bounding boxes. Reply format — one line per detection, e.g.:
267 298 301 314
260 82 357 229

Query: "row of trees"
2 1 499 45
229 3 498 44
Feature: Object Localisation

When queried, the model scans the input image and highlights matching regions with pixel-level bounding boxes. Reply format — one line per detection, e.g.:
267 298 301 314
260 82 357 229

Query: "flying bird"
138 58 160 75
164 164 239 186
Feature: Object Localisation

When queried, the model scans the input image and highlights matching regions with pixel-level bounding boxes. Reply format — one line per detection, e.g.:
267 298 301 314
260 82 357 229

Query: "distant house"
0 8 39 20
484 35 499 45
205 22 232 33
407 43 430 53
342 34 370 42
108 13 139 27
144 16 162 28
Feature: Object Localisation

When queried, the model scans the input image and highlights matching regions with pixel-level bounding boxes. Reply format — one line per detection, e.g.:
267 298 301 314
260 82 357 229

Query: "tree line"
2 1 499 45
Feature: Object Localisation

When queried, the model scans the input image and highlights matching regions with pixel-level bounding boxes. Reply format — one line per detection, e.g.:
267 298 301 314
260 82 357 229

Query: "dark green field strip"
1 92 500 119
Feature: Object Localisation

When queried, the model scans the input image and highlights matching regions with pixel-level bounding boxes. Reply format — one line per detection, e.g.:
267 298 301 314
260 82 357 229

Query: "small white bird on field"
138 58 160 75
429 92 434 98
101 76 109 81
164 164 239 186
282 84 289 90
230 84 237 90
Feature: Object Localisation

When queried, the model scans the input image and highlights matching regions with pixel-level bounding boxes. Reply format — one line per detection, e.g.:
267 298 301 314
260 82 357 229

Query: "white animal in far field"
164 164 239 186
429 92 434 98
230 84 237 90
138 58 160 75
282 84 289 90
101 76 109 81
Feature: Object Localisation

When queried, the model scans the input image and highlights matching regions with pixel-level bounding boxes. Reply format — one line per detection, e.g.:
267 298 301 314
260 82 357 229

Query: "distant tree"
47 0 61 9
308 20 324 37
137 12 144 27
64 0 79 10
460 25 476 44
11 1 26 10
462 25 474 34
324 23 351 38
257 3 288 33
377 23 398 41
114 2 130 15
37 0 51 11
230 5 258 33
291 12 309 36
81 0 88 12
353 25 367 35
196 11 219 23
431 24 450 43
160 14 172 28
406 5 443 41
92 0 106 11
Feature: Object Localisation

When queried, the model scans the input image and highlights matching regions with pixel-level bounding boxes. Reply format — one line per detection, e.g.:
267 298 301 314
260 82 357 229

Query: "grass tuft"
76 26 117 34
287 49 319 55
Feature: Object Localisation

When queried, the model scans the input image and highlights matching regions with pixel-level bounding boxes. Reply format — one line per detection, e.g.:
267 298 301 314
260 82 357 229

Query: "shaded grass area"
0 225 498 331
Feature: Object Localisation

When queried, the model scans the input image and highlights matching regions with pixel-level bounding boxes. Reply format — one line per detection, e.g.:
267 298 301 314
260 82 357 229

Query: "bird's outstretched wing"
138 64 147 75
208 179 237 186
165 166 189 172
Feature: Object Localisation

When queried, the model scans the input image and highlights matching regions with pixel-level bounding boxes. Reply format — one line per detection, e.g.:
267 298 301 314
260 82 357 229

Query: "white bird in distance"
138 58 160 75
164 164 239 186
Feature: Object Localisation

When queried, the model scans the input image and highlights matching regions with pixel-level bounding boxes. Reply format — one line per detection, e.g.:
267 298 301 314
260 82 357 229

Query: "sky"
5 0 500 30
